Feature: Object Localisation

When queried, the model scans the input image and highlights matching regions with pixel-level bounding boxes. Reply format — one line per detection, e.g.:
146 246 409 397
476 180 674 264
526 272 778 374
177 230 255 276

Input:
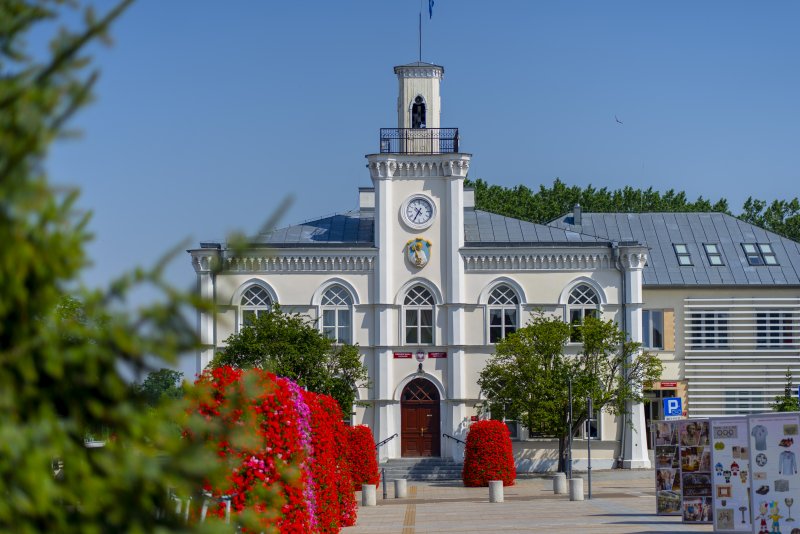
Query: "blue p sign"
663 397 682 419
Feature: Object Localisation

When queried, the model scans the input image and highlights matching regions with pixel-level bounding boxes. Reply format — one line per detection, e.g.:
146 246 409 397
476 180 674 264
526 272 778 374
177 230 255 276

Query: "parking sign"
663 397 682 420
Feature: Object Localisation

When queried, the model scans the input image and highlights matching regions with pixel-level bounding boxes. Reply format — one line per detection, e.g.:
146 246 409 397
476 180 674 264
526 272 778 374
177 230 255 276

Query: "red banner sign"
393 352 413 359
660 381 678 388
428 352 447 359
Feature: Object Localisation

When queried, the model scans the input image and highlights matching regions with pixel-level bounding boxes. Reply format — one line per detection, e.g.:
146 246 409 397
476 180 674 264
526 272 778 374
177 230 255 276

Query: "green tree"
0 2 285 530
465 178 730 225
772 368 800 412
135 368 185 407
478 313 662 471
212 305 369 417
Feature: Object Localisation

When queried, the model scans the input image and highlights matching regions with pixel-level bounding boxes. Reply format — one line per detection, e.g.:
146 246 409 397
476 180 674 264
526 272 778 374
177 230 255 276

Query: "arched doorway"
400 378 440 457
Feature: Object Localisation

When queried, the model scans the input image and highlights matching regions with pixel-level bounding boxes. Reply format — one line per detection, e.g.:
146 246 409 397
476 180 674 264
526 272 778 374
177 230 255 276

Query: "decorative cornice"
462 252 612 271
366 155 470 180
618 247 649 270
223 254 375 273
189 249 221 274
394 65 443 79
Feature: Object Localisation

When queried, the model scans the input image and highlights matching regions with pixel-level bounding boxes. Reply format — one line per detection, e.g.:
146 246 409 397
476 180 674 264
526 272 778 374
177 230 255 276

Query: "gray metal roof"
548 212 800 286
464 209 607 246
252 210 375 248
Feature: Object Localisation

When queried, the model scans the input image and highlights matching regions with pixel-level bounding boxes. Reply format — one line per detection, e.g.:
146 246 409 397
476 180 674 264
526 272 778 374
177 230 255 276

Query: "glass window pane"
505 309 517 328
652 310 663 349
406 310 418 327
338 309 350 327
678 255 692 265
642 311 651 348
743 243 757 253
759 244 773 253
585 309 598 319
323 309 335 327
674 244 687 253
421 309 433 327
406 326 418 344
505 325 516 337
764 255 778 265
490 326 502 343
570 309 582 325
709 255 723 266
489 309 502 326
243 310 256 326
338 326 351 345
420 326 433 344
705 244 718 253
323 326 336 340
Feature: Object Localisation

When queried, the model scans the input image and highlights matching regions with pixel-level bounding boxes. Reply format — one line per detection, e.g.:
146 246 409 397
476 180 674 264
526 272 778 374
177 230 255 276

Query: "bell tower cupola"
394 62 443 130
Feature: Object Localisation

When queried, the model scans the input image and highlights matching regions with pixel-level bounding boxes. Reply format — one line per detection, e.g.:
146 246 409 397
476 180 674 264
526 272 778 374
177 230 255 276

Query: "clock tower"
366 62 471 459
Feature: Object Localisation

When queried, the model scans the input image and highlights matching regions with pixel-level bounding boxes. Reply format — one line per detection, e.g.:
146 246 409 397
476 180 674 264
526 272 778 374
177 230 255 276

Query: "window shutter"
663 309 675 351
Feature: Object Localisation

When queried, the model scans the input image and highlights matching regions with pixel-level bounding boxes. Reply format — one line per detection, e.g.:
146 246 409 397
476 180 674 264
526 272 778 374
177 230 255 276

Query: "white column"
372 165 396 459
444 169 468 458
190 250 219 374
620 249 651 469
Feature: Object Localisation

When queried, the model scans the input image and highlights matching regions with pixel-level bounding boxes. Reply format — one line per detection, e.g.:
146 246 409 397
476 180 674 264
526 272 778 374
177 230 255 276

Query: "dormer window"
703 244 724 266
673 244 692 266
411 95 426 129
742 243 779 266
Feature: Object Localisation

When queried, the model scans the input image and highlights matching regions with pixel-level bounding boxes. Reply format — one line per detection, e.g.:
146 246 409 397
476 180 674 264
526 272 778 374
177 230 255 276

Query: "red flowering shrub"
347 425 380 492
192 366 358 532
304 391 357 531
461 420 516 487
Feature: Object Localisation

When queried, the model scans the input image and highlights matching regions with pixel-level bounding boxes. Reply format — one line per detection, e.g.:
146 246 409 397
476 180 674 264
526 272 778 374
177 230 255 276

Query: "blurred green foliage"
0 1 288 531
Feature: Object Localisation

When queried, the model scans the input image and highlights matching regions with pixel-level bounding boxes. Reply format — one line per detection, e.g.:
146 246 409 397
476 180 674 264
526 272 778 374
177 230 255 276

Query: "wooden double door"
400 378 441 457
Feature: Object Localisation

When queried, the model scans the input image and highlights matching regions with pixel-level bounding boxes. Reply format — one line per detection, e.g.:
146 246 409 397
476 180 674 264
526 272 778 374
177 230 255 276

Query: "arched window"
404 285 434 345
240 285 272 327
321 285 353 344
568 283 600 342
411 95 426 129
488 284 519 343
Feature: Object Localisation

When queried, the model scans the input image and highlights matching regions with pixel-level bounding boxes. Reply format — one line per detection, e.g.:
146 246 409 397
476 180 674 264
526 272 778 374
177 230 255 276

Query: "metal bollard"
361 484 377 506
489 480 504 503
382 468 387 500
569 478 584 501
394 479 408 498
553 472 567 494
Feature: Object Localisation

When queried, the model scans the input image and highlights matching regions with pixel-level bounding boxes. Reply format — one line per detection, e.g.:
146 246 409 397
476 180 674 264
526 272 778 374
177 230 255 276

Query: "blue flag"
429 0 434 18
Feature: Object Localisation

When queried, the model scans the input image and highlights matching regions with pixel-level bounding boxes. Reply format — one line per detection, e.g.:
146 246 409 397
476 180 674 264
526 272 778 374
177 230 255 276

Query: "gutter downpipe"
612 242 627 469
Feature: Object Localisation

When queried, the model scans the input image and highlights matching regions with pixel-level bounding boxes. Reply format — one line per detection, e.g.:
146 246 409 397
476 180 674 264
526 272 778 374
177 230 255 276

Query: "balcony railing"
379 128 459 154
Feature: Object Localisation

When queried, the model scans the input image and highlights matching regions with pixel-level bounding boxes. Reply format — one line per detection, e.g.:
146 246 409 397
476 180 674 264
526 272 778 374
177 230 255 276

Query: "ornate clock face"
402 195 436 229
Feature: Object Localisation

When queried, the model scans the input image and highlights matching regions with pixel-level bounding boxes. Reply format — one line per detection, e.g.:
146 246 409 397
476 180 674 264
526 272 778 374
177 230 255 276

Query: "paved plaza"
345 470 714 533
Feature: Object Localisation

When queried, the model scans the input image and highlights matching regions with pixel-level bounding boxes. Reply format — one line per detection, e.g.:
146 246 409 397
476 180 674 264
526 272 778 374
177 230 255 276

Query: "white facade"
189 62 669 471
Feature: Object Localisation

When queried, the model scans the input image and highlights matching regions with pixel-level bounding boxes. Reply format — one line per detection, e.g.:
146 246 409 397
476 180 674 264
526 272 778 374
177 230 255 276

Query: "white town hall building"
189 61 800 472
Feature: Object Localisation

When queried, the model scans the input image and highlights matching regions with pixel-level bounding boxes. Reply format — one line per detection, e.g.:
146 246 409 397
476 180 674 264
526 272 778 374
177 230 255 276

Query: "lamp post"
587 395 592 499
567 375 573 480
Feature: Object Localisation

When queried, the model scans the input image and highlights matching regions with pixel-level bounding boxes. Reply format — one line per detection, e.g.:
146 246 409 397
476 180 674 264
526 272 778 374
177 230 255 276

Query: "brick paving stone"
344 470 714 533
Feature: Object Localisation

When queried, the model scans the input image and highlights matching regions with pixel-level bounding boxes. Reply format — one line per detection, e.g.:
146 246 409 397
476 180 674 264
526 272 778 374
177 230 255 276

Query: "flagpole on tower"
418 0 423 62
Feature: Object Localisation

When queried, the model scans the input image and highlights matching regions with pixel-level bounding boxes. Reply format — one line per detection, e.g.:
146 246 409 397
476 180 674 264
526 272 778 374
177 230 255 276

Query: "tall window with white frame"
321 285 353 344
488 284 519 343
568 284 600 342
239 285 272 328
404 285 434 345
643 310 664 349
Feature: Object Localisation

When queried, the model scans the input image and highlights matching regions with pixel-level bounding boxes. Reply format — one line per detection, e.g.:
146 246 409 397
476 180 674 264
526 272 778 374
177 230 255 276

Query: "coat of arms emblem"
406 238 432 268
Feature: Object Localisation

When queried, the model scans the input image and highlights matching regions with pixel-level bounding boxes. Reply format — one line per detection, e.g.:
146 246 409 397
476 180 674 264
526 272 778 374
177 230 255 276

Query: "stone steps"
380 458 464 481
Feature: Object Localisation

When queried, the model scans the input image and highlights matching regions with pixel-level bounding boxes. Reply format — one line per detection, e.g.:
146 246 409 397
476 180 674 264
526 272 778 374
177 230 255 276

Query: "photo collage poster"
679 419 713 523
654 420 681 515
747 413 800 534
710 417 752 532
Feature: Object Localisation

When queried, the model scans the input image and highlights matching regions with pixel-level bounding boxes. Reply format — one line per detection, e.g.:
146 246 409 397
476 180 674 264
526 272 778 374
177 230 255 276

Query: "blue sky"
46 0 799 296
